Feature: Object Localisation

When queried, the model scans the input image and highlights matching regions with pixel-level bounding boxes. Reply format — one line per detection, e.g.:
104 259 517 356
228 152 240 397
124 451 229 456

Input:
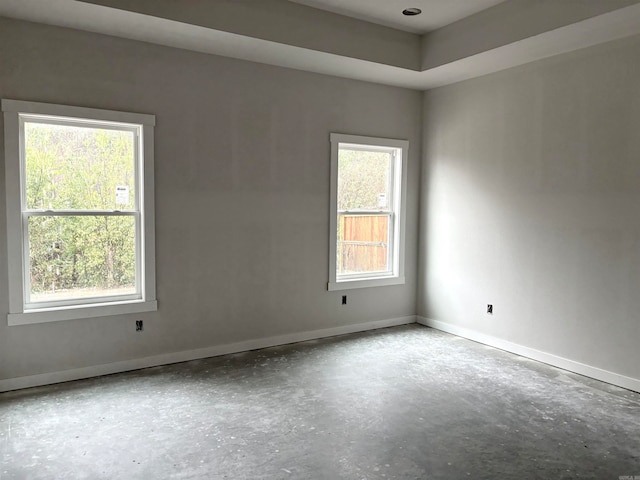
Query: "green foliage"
337 149 390 211
336 148 392 275
25 122 137 299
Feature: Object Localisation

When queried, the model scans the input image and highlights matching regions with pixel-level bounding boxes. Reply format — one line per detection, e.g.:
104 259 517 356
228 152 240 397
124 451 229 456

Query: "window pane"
337 213 390 275
337 148 391 211
24 122 136 210
28 215 136 303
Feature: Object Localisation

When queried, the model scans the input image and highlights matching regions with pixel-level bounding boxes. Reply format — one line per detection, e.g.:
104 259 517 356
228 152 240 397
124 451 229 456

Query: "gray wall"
420 35 640 381
420 0 640 70
79 0 422 70
0 17 421 381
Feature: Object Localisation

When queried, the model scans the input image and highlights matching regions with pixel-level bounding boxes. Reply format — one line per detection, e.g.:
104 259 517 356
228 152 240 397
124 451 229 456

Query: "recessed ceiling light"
402 7 422 16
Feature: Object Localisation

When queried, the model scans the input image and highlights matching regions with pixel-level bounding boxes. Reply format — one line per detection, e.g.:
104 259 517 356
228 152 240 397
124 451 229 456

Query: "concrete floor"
1 325 639 480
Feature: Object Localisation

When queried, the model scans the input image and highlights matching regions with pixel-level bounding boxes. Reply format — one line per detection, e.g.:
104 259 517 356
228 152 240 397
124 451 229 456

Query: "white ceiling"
289 0 508 33
2 0 640 90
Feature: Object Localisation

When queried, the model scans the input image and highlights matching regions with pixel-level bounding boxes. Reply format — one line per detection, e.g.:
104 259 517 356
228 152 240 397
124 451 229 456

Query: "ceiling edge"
0 0 639 91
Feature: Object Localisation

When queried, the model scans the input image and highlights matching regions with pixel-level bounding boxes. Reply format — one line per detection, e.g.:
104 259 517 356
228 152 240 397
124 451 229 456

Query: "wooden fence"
338 214 389 274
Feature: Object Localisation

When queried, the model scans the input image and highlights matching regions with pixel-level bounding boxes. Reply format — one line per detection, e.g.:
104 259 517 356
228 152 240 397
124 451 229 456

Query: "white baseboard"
417 316 640 394
0 315 416 393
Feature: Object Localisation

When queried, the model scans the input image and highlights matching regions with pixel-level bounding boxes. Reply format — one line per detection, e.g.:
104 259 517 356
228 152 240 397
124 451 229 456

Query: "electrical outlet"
136 320 143 331
487 304 493 315
342 295 347 305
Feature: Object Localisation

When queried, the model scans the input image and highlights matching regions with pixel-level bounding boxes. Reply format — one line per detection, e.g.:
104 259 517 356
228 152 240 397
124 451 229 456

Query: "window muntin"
3 100 157 324
20 116 142 308
24 121 136 211
329 134 408 291
27 214 138 305
20 115 142 309
337 146 394 278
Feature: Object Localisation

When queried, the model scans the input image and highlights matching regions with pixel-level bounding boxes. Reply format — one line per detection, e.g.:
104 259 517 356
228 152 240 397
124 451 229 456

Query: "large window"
328 133 408 290
2 100 157 325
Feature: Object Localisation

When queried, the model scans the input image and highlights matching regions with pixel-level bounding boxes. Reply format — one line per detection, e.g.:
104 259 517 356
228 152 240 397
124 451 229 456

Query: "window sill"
8 300 158 326
327 276 405 291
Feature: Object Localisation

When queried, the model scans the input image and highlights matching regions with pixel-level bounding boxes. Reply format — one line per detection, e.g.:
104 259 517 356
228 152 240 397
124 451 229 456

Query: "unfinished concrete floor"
1 325 639 479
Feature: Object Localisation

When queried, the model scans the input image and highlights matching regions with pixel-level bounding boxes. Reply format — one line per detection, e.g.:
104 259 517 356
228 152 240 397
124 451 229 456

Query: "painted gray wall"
0 17 421 381
419 35 640 381
77 0 422 70
421 0 640 70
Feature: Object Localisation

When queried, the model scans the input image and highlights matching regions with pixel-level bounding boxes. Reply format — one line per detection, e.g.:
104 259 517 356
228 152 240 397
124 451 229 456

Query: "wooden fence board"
338 214 388 274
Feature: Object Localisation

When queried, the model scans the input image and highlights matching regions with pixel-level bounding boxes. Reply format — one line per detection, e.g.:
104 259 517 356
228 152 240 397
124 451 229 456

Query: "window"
2 100 157 325
328 133 408 290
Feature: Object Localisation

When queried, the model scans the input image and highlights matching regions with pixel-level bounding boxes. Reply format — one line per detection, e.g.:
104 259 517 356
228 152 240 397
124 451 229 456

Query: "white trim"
0 315 416 393
417 316 640 394
1 99 155 126
25 210 137 216
2 99 157 324
328 136 339 287
328 275 406 291
8 300 157 326
3 110 24 314
328 133 408 290
330 134 408 150
141 123 156 301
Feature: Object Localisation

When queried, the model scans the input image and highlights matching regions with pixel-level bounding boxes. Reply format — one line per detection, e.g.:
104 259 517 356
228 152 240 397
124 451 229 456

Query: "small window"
328 133 408 290
2 100 157 325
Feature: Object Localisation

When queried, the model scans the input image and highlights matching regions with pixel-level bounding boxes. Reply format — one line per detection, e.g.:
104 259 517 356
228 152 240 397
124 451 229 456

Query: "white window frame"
2 99 157 326
328 133 408 291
